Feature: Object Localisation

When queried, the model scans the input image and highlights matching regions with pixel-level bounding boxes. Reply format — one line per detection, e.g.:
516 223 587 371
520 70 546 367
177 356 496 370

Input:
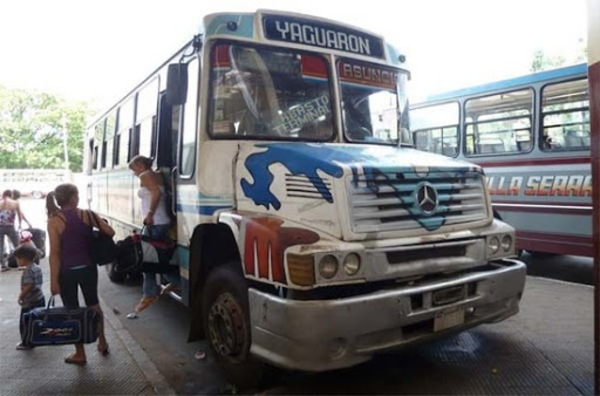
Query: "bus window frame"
463 87 535 157
205 40 335 142
410 100 461 157
135 77 161 160
177 56 200 180
539 77 590 152
338 57 407 146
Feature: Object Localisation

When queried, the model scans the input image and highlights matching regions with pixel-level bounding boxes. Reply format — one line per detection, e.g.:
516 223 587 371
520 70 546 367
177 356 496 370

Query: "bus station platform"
0 266 175 395
0 263 595 395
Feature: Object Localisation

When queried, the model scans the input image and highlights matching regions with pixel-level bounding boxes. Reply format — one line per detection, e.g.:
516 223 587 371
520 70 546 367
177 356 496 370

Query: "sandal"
16 342 33 350
97 343 109 356
134 296 158 313
64 355 87 366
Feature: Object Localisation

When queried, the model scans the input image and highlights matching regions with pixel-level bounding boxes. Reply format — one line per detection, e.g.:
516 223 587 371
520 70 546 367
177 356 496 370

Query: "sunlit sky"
0 0 588 113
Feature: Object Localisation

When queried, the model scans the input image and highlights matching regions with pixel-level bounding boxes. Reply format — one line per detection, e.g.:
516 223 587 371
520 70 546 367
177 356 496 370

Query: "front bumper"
249 258 526 372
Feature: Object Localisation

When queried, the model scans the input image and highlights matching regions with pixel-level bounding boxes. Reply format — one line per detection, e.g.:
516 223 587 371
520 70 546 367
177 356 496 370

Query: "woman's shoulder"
48 211 66 224
0 198 17 208
141 170 164 186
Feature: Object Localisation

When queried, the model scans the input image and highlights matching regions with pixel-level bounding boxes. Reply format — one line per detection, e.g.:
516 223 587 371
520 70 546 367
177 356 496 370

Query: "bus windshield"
209 43 334 141
338 58 410 146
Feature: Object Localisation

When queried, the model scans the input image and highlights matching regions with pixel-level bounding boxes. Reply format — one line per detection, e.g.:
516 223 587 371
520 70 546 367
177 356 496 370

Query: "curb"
100 294 176 395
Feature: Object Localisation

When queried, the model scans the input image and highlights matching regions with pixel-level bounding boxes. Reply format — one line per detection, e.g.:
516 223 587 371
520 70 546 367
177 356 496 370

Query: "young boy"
15 243 45 350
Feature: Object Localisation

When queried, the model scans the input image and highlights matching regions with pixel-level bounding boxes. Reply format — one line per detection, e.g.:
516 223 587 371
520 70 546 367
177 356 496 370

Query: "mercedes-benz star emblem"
415 183 438 215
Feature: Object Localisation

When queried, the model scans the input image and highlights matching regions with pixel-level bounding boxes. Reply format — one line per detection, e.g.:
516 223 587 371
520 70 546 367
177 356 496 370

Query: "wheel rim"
207 292 247 362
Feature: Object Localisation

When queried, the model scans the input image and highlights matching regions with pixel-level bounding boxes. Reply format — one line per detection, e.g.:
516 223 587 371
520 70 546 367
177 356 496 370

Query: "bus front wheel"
202 263 263 389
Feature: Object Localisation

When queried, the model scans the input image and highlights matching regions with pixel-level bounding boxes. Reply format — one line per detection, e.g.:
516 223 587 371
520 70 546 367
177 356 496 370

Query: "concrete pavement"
0 261 175 395
0 256 595 395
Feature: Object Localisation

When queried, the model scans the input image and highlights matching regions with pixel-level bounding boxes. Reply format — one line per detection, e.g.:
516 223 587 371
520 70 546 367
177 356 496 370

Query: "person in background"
128 155 179 314
11 189 32 228
1 189 31 271
47 183 114 365
15 243 45 350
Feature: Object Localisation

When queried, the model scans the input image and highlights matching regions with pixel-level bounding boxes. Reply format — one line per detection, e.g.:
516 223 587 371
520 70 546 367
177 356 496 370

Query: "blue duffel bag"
22 296 99 346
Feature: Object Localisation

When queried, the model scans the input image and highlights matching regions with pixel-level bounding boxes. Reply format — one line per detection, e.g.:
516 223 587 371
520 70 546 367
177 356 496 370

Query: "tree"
530 38 588 73
0 86 91 172
530 49 566 72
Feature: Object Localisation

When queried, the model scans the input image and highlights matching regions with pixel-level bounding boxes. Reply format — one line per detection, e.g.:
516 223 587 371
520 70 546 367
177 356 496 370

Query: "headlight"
318 255 338 279
343 253 361 276
489 236 500 254
501 235 513 252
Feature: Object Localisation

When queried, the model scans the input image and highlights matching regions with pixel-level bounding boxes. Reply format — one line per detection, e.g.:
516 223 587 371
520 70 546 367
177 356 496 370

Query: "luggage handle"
44 296 83 320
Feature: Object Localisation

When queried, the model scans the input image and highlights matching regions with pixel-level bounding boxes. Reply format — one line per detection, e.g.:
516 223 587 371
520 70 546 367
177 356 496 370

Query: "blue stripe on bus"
422 63 587 104
176 203 233 215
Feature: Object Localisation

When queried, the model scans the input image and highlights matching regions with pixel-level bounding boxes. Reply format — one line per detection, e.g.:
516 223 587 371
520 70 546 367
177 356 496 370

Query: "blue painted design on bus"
176 203 233 216
240 143 463 230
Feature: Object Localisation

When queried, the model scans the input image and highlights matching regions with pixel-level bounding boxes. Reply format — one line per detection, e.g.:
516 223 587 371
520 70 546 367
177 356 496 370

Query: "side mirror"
166 64 188 105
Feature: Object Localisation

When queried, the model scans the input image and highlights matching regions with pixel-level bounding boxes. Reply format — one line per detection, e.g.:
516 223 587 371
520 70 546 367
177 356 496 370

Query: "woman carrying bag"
128 155 179 314
46 183 115 365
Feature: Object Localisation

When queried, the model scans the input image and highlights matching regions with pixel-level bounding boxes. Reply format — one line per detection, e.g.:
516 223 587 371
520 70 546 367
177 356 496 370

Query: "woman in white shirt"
128 155 178 313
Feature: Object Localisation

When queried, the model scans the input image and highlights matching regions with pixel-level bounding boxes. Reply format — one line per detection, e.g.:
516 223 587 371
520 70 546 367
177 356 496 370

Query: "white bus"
0 168 71 199
411 64 590 257
85 9 525 386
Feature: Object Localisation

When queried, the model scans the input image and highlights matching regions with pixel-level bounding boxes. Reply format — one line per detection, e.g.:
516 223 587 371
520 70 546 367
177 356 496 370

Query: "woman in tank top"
128 155 179 314
0 189 31 271
46 183 115 365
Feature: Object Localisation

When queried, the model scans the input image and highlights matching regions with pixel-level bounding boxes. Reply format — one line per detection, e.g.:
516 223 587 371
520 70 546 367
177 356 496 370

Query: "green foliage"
530 49 566 72
530 38 587 73
0 86 91 172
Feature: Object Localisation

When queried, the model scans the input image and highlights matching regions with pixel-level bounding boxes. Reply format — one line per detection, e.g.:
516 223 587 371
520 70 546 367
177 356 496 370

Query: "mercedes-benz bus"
85 9 525 386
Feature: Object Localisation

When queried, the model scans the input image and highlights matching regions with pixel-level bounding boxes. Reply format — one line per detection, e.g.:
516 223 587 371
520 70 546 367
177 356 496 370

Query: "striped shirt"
21 264 44 308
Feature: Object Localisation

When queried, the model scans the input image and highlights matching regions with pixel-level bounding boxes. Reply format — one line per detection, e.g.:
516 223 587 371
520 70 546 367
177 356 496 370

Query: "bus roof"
201 10 406 66
417 63 587 105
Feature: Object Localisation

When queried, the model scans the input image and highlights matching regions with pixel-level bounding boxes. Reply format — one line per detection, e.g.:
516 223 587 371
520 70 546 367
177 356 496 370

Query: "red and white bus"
411 64 591 256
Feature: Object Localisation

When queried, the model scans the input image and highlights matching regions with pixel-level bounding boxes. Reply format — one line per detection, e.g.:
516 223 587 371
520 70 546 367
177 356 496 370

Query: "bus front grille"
349 171 488 233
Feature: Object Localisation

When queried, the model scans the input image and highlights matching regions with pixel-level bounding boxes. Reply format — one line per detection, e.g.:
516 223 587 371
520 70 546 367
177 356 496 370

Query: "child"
15 243 45 350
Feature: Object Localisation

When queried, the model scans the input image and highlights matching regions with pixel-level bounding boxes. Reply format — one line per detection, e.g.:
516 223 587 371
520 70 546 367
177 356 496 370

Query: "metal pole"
61 115 69 171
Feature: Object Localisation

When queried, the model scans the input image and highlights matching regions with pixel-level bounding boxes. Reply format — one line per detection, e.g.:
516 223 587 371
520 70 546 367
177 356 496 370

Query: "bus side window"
179 57 199 177
465 88 533 156
410 102 459 157
117 99 134 163
541 78 589 151
137 79 159 158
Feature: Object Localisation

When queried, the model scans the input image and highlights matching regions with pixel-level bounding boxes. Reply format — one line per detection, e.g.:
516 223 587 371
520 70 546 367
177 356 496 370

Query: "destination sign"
263 14 385 59
339 60 398 90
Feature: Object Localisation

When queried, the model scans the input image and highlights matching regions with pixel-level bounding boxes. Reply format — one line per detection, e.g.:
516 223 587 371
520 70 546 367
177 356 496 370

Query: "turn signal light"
287 253 315 287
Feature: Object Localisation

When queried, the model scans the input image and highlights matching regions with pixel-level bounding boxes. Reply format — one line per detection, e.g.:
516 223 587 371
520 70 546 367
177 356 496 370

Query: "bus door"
155 91 176 217
168 56 200 277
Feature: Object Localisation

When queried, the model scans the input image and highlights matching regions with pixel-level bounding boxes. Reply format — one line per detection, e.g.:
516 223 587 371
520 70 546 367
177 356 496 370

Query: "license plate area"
434 306 465 332
432 285 465 306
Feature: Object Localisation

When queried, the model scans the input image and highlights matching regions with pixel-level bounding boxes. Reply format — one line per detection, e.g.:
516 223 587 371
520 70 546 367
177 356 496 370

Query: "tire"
105 262 127 283
31 191 43 199
202 263 264 390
